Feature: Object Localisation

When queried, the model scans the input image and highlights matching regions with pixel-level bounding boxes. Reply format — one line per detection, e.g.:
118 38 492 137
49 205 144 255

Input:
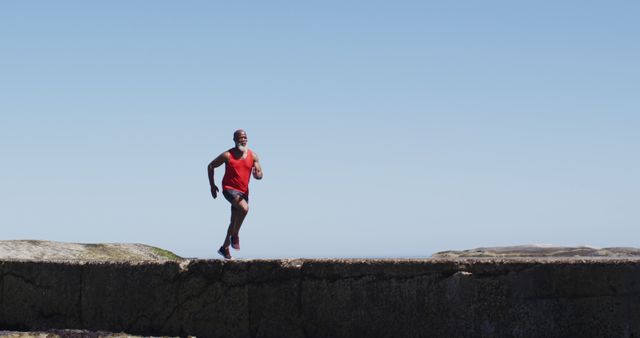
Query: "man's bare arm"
208 152 229 198
252 152 263 180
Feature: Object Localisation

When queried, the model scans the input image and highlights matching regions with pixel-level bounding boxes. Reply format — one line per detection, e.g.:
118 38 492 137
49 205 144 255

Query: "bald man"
208 129 263 259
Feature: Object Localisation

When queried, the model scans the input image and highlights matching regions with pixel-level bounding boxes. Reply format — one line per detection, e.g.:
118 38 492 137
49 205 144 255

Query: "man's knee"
239 203 249 215
233 200 249 215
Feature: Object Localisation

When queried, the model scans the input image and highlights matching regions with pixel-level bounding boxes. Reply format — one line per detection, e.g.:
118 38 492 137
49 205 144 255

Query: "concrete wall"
1 258 640 337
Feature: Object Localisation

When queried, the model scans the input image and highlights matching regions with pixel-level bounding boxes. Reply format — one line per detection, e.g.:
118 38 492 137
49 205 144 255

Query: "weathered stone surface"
301 260 439 337
80 261 181 335
176 260 249 338
0 240 181 262
2 258 640 337
1 261 82 331
0 261 4 326
247 260 303 338
433 244 640 258
0 329 172 337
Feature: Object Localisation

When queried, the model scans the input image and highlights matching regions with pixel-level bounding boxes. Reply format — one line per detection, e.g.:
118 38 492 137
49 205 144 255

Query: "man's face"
234 132 248 148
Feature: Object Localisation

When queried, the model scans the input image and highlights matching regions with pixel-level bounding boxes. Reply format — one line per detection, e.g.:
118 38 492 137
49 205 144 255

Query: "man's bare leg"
221 209 237 249
232 198 249 236
222 197 248 248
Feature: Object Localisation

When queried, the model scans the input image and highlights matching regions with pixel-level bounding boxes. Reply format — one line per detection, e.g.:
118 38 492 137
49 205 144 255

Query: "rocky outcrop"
433 244 640 258
0 329 158 338
2 257 640 337
0 241 181 262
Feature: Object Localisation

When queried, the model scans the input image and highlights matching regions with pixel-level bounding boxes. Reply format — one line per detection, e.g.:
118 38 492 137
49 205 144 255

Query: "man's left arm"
252 152 263 180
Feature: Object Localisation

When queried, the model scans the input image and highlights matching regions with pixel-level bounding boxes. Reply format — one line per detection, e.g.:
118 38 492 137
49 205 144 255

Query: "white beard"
236 144 247 152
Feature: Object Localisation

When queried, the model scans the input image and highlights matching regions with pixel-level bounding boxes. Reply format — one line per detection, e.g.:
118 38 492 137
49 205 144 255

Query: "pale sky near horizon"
1 1 639 259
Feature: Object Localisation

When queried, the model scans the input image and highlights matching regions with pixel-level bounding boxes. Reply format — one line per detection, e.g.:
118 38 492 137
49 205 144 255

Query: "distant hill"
0 240 182 261
432 244 640 258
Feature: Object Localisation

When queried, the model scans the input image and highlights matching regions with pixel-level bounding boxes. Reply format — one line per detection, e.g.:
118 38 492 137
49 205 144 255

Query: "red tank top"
222 149 254 195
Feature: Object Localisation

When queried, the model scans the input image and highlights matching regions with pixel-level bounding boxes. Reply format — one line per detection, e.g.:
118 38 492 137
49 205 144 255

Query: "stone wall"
1 258 640 337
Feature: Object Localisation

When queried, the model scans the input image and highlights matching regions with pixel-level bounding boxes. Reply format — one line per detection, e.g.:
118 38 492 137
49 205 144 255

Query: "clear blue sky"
1 1 638 258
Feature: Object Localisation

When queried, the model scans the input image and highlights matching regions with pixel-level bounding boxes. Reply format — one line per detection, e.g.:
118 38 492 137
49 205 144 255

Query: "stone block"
80 261 181 336
177 260 249 338
1 261 82 330
247 260 303 338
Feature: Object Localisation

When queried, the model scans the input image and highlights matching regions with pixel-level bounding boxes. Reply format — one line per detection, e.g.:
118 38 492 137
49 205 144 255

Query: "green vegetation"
151 246 181 260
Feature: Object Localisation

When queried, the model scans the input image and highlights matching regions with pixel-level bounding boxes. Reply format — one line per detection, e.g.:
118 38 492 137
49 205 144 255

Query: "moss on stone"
151 246 181 260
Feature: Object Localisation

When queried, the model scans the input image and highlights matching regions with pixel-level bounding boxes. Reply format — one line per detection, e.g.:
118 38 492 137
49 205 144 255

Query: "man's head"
233 129 248 151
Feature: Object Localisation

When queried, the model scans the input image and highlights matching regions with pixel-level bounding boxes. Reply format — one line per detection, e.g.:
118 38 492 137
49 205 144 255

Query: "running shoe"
231 235 240 250
218 246 231 259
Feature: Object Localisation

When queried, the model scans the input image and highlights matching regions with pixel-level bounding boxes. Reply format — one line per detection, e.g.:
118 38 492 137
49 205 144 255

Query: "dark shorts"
223 189 249 205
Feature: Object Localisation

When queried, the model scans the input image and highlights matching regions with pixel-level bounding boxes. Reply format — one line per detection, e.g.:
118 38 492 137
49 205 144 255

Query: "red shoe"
218 246 231 259
230 235 240 250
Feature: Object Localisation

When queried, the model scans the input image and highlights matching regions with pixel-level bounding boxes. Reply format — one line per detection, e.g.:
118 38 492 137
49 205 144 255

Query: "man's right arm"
207 152 229 199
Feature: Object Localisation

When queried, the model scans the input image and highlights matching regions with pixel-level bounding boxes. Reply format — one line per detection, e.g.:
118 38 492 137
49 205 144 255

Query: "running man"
208 129 263 259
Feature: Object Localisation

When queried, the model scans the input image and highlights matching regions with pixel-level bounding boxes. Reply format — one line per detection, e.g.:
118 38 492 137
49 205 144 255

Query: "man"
208 129 263 259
